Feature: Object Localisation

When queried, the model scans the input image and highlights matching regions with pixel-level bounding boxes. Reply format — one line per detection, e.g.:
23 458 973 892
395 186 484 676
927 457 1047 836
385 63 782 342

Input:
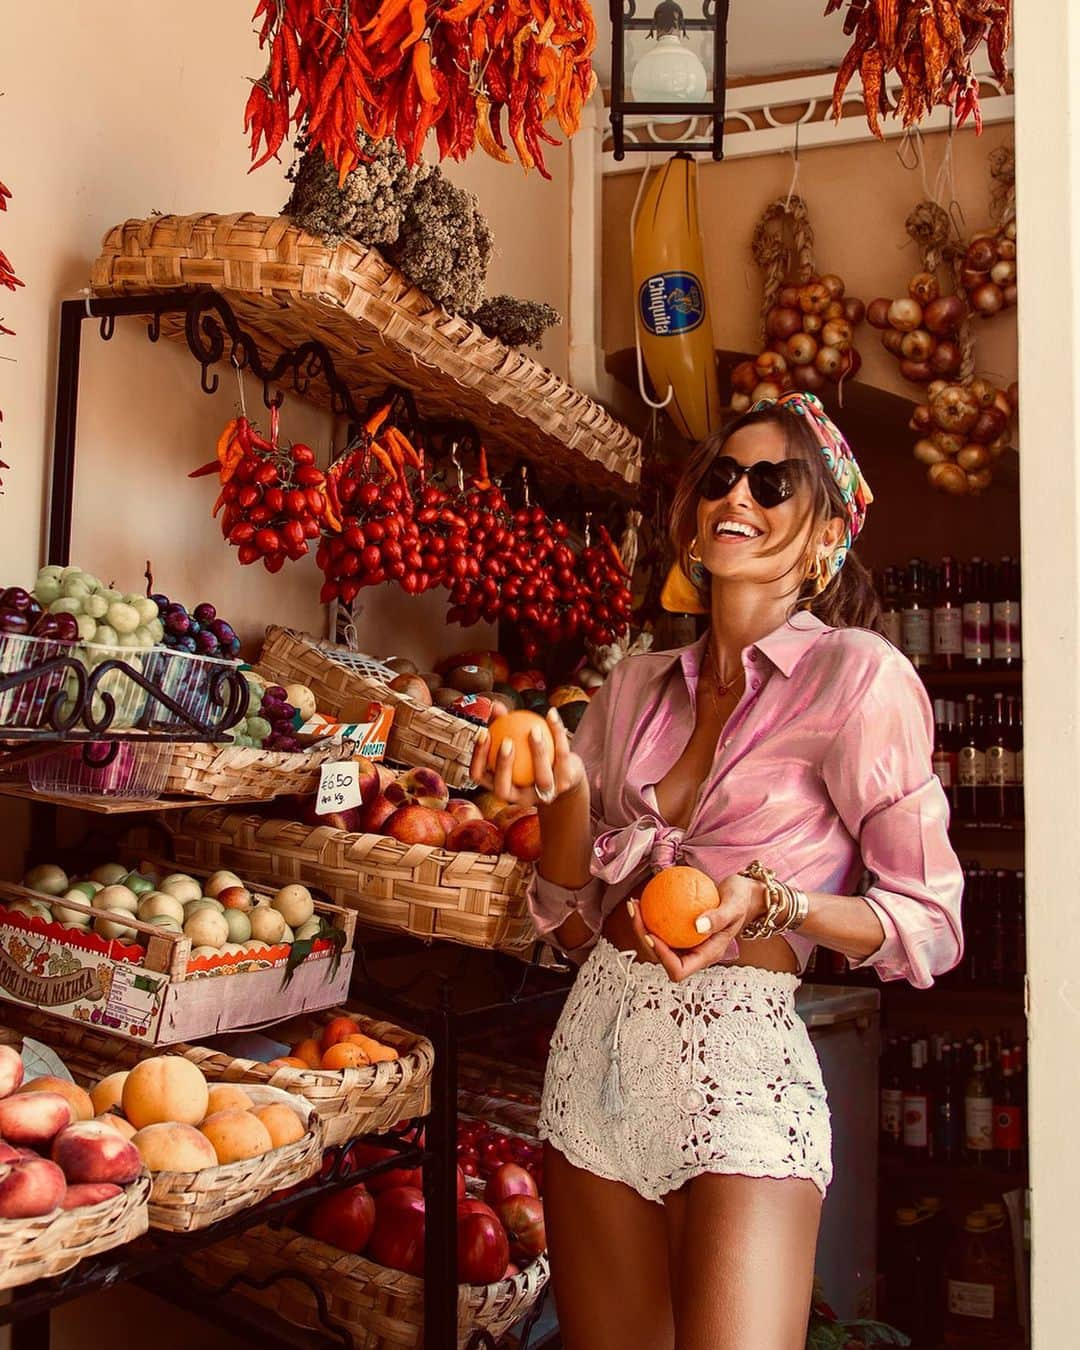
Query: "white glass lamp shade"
630 34 708 124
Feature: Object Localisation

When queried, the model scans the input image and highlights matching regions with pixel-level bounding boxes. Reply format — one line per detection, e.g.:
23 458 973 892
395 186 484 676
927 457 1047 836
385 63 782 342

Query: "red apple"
486 1163 538 1207
357 794 398 835
384 805 449 847
458 1209 510 1284
503 814 541 862
307 1182 376 1253
445 820 503 856
497 1194 547 1259
369 1186 426 1275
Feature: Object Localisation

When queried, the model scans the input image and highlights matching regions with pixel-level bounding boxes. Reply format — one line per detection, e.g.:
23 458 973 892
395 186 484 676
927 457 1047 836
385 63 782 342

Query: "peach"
389 673 433 706
90 1071 129 1117
0 1157 67 1218
384 805 449 847
17 1076 93 1123
123 1056 209 1129
446 820 504 856
397 767 449 809
504 813 542 862
133 1122 218 1173
446 799 483 826
205 1084 254 1115
61 1182 123 1210
357 794 397 834
51 1120 142 1185
0 1091 74 1146
95 1114 137 1141
218 885 254 912
0 1043 24 1098
199 1109 272 1164
252 1102 306 1150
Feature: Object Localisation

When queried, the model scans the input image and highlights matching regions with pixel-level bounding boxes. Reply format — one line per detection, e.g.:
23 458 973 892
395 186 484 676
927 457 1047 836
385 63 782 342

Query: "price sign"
316 761 364 815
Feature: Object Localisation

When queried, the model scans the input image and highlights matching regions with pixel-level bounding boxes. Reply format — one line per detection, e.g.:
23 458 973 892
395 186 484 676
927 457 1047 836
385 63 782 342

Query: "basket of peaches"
0 1042 151 1289
84 1054 323 1232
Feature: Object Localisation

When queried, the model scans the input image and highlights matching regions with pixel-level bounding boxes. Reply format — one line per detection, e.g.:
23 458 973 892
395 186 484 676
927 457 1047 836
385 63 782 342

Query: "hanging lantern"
609 0 730 159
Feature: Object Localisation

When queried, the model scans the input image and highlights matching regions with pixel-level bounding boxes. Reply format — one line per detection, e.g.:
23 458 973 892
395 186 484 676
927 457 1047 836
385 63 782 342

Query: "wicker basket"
163 739 344 803
178 1009 432 1148
184 1222 550 1349
146 1084 322 1233
0 1172 151 1292
91 213 640 494
167 807 536 956
255 625 479 789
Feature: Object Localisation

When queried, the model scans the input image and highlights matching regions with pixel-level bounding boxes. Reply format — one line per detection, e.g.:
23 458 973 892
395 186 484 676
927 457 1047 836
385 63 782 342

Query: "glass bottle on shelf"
903 1036 931 1158
993 556 1022 669
965 1041 995 1164
963 558 993 669
957 695 987 821
994 1048 1024 1172
901 558 933 668
945 1211 1021 1347
934 554 965 670
986 693 1018 822
880 1036 904 1154
933 698 960 797
880 567 903 649
934 1040 964 1164
886 1207 940 1345
1008 695 1024 816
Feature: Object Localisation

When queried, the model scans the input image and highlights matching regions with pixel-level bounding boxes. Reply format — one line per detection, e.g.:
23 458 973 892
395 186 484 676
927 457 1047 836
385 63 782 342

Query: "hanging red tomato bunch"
245 0 596 180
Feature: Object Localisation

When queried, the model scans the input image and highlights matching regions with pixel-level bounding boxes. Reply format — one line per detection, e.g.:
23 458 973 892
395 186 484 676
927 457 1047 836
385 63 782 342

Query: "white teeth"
714 520 762 539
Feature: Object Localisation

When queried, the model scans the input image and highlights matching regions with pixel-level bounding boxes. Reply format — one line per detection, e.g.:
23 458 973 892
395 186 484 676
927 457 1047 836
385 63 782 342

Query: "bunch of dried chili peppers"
826 0 1012 137
246 0 596 181
0 179 23 492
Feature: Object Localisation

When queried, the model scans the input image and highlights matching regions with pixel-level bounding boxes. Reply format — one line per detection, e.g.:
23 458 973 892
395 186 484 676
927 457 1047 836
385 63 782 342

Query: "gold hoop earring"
805 551 830 595
688 537 703 563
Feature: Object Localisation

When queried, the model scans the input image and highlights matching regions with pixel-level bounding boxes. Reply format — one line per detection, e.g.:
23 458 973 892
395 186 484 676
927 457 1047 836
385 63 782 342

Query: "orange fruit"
486 711 554 787
321 1042 370 1071
291 1038 324 1069
639 867 720 950
344 1033 400 1063
267 1057 309 1070
320 1015 362 1053
252 1102 306 1149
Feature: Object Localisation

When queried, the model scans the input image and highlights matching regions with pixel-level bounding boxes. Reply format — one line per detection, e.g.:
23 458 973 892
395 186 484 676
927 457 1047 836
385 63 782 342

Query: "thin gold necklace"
704 638 744 715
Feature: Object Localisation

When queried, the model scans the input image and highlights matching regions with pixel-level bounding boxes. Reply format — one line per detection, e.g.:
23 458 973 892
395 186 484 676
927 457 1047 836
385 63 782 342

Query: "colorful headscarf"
659 390 873 613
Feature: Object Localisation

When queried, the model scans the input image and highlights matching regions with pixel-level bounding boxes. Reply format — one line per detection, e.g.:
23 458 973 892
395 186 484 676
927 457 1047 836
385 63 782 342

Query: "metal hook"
262 380 284 410
147 312 162 343
895 127 921 173
200 363 219 396
98 314 115 342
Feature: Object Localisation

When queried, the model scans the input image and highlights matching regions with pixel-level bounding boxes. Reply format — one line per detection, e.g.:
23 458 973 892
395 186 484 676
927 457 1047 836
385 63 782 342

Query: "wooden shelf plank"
0 782 267 814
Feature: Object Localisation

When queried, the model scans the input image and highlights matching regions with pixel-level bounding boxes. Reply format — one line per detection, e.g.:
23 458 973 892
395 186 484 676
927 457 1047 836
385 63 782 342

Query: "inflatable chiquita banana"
631 153 722 443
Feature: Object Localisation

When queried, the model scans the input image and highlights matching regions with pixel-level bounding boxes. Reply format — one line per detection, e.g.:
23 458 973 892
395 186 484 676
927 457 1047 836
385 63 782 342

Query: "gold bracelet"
738 862 809 939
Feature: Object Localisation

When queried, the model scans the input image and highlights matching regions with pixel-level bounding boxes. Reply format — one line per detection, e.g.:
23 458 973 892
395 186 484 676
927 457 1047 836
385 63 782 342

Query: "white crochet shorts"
538 937 832 1201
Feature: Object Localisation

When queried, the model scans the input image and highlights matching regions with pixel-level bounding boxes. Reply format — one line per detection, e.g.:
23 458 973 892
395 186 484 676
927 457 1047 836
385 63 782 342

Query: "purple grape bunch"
259 684 302 752
0 587 78 642
153 596 242 660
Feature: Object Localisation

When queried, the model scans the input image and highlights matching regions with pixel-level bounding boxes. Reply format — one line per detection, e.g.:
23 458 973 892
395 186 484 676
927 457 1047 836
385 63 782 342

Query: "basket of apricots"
86 1055 323 1232
174 1010 433 1149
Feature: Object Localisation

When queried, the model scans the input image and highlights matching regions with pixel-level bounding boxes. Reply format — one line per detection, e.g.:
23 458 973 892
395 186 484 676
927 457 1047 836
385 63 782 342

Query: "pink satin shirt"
529 611 964 988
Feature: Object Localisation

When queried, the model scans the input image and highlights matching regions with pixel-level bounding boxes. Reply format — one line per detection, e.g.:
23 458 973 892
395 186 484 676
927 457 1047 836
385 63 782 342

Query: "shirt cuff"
528 872 604 945
847 891 930 987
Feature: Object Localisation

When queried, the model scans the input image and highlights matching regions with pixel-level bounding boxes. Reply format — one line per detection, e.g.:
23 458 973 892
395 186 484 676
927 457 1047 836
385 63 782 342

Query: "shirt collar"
674 610 831 683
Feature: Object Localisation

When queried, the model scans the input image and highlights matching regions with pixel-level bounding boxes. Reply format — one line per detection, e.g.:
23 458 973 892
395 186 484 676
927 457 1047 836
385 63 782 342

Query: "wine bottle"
901 559 932 668
933 555 964 671
963 558 992 669
993 556 1022 669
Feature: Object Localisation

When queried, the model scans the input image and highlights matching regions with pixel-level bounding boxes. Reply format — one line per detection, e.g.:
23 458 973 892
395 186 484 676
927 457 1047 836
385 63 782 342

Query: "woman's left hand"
626 872 767 982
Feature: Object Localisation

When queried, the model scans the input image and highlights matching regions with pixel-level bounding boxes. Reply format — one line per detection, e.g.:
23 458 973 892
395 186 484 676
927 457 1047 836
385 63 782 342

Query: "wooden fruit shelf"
91 212 641 495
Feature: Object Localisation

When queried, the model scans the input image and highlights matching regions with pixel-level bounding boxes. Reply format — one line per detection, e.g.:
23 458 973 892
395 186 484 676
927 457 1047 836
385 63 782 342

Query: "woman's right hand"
469 706 586 808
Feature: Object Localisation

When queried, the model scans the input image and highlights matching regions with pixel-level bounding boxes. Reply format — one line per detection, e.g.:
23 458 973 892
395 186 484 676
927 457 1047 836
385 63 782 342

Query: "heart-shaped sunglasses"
700 456 810 509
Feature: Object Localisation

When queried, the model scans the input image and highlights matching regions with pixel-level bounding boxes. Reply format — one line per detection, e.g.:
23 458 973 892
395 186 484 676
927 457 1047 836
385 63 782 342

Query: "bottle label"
903 1092 929 1148
959 747 988 787
948 1280 995 1320
933 749 957 789
934 606 964 655
901 609 932 658
966 1096 995 1151
987 746 1018 787
963 602 992 660
882 612 903 649
993 601 1022 660
881 1088 903 1141
994 1104 1023 1151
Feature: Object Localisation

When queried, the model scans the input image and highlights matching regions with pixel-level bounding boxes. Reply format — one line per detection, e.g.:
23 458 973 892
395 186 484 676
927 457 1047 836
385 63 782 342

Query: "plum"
193 603 216 624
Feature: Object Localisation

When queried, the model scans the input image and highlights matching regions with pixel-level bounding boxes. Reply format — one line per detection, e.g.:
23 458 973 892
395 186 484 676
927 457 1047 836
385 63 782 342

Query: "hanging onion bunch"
866 273 967 385
961 221 1018 318
910 377 1016 496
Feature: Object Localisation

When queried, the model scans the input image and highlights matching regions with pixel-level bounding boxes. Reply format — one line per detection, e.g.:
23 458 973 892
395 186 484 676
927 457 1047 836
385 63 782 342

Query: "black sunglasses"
700 456 809 509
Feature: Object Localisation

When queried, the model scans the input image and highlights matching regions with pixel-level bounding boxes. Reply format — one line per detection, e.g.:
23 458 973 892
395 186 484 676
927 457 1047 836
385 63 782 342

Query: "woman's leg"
665 1173 822 1350
544 1143 676 1350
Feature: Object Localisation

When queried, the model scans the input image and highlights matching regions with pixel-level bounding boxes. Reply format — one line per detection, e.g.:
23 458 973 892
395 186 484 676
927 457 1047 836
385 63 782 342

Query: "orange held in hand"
486 711 555 788
639 867 721 950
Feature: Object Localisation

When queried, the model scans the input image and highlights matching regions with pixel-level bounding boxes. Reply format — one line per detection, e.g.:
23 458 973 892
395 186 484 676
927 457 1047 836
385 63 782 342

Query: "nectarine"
0 1044 24 1099
51 1120 142 1185
0 1091 74 1147
61 1182 123 1210
18 1076 94 1123
0 1157 67 1218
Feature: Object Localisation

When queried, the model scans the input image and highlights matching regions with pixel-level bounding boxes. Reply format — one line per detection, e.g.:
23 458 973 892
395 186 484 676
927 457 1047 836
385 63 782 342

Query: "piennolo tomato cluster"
244 0 596 180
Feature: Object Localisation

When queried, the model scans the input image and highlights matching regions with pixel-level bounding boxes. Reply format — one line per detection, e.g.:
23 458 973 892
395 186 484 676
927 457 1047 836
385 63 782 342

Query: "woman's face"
694 421 819 589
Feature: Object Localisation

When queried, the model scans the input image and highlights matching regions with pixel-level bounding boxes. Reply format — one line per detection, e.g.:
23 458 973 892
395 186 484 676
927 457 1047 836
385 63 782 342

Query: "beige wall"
601 124 1017 403
0 0 570 670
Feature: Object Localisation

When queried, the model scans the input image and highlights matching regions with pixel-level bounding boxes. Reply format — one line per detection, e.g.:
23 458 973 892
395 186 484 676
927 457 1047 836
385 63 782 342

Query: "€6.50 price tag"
316 761 363 815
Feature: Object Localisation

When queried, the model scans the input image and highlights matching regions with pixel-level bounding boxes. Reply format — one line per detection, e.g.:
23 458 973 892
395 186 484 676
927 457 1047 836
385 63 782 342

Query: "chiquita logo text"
638 272 706 336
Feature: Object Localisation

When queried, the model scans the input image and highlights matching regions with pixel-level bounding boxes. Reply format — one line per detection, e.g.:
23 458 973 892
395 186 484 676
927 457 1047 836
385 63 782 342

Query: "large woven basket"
146 1085 322 1233
0 1172 151 1291
167 807 537 955
184 1222 550 1349
179 1008 432 1148
255 625 478 789
91 213 640 494
163 740 344 803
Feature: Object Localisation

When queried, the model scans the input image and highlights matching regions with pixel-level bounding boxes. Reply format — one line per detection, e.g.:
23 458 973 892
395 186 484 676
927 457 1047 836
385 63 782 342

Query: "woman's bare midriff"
601 883 800 974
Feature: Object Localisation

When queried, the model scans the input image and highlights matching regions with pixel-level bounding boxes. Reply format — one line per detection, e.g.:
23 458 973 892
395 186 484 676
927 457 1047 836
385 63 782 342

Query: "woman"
471 392 963 1350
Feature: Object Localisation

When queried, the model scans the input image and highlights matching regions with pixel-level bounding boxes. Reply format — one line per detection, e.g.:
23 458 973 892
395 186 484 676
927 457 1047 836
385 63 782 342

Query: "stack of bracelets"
738 860 809 939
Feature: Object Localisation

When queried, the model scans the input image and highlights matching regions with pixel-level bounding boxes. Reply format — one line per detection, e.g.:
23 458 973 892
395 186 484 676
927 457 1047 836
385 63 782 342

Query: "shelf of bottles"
877 556 1024 837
